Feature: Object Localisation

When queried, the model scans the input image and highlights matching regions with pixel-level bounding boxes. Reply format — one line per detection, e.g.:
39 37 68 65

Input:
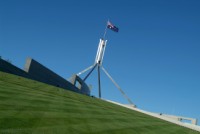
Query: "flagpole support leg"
102 66 136 107
98 65 101 98
83 64 97 81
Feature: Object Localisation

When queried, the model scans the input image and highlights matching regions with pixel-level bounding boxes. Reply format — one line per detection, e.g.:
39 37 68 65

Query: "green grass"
0 71 199 134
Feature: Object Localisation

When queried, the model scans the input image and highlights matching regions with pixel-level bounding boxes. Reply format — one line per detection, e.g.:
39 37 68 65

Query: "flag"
107 21 119 32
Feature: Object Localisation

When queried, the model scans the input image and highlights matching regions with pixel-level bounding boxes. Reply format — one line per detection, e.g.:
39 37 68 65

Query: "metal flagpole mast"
97 20 109 98
96 39 107 98
103 27 108 40
78 38 107 98
77 20 135 105
103 20 109 40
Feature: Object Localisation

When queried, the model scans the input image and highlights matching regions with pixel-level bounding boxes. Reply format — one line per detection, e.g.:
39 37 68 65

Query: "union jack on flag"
107 21 119 32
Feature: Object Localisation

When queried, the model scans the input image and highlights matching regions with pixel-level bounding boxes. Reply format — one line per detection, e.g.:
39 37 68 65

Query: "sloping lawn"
0 71 199 134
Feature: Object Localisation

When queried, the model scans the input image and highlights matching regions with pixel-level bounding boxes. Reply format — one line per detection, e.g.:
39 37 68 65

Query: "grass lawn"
0 71 199 134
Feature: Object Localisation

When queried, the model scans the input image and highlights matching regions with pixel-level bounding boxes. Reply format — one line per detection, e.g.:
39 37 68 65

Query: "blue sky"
1 0 200 124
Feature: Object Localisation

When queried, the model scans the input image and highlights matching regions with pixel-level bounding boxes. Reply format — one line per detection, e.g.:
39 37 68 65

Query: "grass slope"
0 71 199 134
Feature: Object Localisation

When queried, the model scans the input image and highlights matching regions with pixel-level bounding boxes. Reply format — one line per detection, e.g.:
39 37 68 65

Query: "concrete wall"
0 58 90 96
0 58 30 78
24 58 74 90
157 114 198 125
70 74 90 95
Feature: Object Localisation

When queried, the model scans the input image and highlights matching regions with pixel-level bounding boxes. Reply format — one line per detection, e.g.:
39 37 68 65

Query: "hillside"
0 71 199 134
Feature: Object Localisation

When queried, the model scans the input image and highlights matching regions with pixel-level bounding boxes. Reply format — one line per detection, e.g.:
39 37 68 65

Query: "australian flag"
107 21 119 32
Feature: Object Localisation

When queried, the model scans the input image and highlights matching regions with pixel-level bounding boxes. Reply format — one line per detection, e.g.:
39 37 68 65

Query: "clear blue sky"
1 0 200 124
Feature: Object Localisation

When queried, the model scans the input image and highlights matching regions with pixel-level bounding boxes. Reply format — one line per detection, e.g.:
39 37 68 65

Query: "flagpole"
103 20 108 40
103 26 108 40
